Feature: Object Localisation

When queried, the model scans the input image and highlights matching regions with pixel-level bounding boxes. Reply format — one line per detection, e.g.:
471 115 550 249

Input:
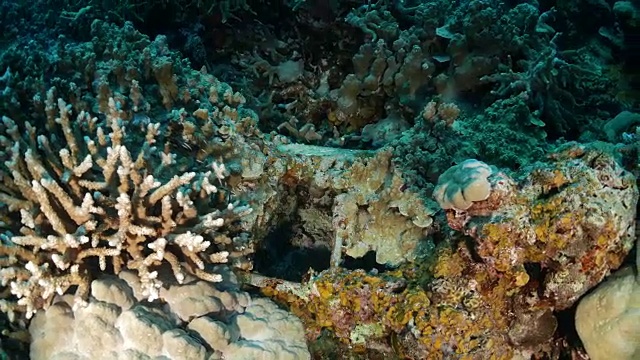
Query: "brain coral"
433 159 493 211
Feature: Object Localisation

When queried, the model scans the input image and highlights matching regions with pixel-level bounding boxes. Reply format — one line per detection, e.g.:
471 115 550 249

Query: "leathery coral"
0 90 252 320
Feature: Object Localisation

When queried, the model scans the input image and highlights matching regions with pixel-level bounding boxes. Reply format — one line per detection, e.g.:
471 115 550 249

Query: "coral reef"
447 143 637 309
0 90 255 319
256 142 637 358
29 268 310 360
0 0 639 358
266 146 435 268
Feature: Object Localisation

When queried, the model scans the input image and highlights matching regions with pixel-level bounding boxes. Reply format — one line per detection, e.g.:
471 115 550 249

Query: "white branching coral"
0 90 253 319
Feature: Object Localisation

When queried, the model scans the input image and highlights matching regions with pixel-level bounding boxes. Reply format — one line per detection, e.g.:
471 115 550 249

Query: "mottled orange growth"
261 144 635 359
264 268 431 342
262 243 536 359
451 144 636 309
422 244 518 358
432 246 465 278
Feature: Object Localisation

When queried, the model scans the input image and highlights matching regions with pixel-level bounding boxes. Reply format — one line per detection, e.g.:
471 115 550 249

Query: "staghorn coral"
0 90 253 320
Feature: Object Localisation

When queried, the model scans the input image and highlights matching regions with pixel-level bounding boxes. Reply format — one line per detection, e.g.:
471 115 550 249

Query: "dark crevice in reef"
342 251 391 273
253 220 331 282
554 304 584 358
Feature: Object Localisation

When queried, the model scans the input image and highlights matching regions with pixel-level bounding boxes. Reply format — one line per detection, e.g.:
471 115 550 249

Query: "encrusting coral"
270 145 435 267
257 142 638 358
0 88 252 320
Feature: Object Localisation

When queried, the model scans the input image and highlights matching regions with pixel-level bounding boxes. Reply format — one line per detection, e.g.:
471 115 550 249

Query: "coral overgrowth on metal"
262 143 637 358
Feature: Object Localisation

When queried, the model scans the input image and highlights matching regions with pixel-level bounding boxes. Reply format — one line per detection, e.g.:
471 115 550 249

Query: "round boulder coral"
433 159 493 211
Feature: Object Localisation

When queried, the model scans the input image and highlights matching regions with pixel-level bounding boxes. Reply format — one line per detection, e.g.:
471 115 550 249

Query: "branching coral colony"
0 88 252 320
